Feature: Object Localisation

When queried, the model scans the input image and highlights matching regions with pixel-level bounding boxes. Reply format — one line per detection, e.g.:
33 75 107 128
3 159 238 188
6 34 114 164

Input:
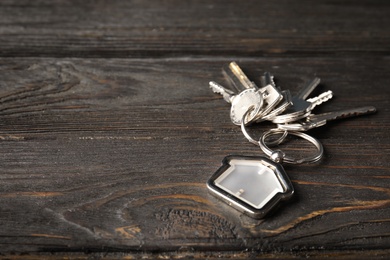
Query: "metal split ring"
259 129 324 164
241 107 288 146
241 108 324 164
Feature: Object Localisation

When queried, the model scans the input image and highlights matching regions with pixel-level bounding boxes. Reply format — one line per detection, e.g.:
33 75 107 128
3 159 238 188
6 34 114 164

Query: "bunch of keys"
207 62 377 219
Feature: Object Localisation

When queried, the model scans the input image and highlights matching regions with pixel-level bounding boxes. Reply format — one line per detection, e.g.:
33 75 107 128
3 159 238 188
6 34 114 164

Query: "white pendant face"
207 155 294 219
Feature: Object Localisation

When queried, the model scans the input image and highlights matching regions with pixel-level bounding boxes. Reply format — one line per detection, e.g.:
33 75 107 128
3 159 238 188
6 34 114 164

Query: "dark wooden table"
0 0 389 259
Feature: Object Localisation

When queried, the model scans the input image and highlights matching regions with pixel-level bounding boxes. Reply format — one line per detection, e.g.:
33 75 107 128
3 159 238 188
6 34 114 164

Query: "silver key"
277 106 377 131
209 80 263 125
220 62 265 125
260 90 292 121
223 64 284 122
260 71 273 88
254 72 284 119
209 81 235 103
271 78 333 124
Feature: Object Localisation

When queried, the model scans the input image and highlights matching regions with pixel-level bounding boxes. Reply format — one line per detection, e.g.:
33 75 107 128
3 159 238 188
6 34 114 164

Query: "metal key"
209 80 263 125
209 81 235 103
257 73 292 121
218 62 265 125
271 77 333 124
254 72 284 119
223 62 257 92
260 89 292 121
277 106 377 131
224 64 284 121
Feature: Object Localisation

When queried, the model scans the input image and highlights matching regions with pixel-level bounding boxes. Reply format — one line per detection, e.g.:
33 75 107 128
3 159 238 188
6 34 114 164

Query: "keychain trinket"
208 62 376 219
207 155 293 219
208 124 323 219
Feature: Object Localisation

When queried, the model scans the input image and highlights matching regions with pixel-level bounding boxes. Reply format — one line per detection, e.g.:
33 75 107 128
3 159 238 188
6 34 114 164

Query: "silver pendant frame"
207 155 294 219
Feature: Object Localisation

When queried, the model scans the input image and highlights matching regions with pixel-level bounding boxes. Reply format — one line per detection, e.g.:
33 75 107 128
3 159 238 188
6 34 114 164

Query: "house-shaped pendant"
207 155 294 219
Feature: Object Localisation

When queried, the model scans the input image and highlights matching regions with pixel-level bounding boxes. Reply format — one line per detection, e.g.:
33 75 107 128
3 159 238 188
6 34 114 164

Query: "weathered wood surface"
0 0 389 57
0 0 389 259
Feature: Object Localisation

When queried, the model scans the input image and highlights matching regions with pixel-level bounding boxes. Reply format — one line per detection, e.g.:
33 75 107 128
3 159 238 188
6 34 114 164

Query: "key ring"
259 129 324 164
241 107 288 146
241 107 324 164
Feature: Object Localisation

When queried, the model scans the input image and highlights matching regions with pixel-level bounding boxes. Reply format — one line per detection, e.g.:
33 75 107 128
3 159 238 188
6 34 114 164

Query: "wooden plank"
0 57 388 254
0 0 389 57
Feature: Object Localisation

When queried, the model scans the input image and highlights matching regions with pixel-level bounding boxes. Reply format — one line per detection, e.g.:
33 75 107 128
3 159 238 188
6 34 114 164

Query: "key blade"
277 119 326 131
223 62 257 92
308 106 377 124
209 81 235 103
295 77 321 100
306 90 333 110
260 72 275 87
229 62 257 89
279 106 377 131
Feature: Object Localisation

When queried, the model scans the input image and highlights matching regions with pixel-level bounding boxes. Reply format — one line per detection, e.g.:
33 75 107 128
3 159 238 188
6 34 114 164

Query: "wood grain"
0 0 389 57
0 58 388 256
0 0 389 258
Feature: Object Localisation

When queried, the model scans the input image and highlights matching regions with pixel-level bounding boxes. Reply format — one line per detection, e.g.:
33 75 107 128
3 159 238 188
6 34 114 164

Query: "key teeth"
209 81 217 89
261 72 276 87
322 90 333 102
308 90 333 107
209 81 222 94
269 74 276 87
319 90 333 104
209 81 235 103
